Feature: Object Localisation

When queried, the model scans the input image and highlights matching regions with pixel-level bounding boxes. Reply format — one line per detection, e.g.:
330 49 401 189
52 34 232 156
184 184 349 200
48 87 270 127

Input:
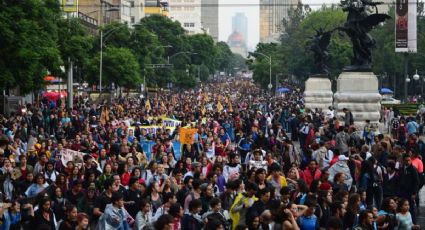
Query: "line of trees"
0 0 246 94
249 2 425 98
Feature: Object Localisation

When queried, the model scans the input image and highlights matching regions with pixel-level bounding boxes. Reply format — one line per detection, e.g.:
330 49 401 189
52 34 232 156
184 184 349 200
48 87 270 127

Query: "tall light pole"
168 51 198 63
99 23 142 93
254 52 272 93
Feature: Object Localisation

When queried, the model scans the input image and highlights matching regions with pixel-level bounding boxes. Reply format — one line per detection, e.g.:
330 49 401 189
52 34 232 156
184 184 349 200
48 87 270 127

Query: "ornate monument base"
304 76 333 111
334 72 381 129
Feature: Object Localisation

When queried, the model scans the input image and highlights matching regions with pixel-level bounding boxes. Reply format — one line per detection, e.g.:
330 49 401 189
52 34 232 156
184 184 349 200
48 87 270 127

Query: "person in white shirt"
248 150 267 171
152 192 177 221
134 200 153 230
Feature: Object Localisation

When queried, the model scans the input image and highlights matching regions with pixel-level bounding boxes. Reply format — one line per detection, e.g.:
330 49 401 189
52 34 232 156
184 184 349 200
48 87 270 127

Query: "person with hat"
328 155 353 190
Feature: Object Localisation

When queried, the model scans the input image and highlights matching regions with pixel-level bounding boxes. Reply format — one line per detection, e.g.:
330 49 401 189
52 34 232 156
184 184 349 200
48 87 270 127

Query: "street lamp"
253 52 272 93
99 22 146 93
168 51 198 63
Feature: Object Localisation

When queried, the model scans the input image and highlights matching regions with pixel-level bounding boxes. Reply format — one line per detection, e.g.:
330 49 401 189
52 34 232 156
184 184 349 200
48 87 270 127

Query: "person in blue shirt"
298 195 319 230
407 118 419 135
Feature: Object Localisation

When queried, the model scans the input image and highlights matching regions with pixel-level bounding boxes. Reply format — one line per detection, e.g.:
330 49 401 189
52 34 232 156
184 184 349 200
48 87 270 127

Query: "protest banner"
61 149 85 166
179 128 197 145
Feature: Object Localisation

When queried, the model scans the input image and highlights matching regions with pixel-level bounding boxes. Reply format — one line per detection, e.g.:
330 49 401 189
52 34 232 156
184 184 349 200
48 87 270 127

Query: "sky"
218 0 341 50
218 0 260 51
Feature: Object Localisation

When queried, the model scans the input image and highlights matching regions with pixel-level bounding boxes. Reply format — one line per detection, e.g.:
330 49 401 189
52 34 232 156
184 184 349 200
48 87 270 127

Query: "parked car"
381 97 401 105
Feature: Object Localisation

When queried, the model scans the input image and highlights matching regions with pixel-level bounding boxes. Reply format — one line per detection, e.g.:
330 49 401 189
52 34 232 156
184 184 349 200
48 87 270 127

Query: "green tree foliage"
56 18 94 82
0 0 62 94
247 43 285 89
100 47 142 88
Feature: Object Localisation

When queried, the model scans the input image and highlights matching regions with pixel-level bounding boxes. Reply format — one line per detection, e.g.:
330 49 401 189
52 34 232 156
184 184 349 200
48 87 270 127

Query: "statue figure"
308 28 333 75
338 0 390 71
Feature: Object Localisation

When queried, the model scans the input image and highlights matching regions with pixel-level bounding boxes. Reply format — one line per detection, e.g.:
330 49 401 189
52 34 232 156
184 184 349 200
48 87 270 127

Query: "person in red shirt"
411 149 424 174
300 159 322 188
169 203 184 230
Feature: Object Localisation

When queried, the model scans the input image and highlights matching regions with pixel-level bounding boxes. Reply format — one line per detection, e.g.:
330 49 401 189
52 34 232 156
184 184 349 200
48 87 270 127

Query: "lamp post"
168 51 198 63
254 52 272 94
99 22 146 93
412 69 425 97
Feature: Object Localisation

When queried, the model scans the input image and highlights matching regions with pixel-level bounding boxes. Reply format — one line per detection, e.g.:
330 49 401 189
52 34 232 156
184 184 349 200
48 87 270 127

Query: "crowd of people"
0 78 422 230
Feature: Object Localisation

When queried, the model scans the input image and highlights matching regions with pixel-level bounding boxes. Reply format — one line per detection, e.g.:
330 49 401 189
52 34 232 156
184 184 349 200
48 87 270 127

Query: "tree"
0 0 62 94
89 47 142 89
248 43 285 89
56 18 94 83
187 34 217 73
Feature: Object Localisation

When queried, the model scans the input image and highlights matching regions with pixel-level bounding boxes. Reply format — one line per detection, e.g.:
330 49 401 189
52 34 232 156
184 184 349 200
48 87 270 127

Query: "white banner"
395 0 417 53
61 148 85 166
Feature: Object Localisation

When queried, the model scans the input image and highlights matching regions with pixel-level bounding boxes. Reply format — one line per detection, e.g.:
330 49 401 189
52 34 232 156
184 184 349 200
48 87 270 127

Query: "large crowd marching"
0 78 422 230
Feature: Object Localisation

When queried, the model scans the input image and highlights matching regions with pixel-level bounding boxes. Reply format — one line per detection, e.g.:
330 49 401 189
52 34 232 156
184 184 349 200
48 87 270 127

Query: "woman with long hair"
396 198 420 230
255 168 271 191
355 210 374 230
286 166 300 191
96 163 113 190
343 193 361 229
280 206 300 230
134 199 153 230
77 186 97 222
51 186 70 222
58 204 78 230
376 197 397 230
316 190 332 229
32 198 56 229
145 181 163 213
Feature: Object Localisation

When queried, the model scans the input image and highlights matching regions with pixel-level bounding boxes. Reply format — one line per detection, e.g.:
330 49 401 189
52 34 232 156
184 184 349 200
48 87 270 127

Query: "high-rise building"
227 31 248 57
232 13 248 46
228 13 248 57
169 0 202 35
201 0 219 41
260 0 298 43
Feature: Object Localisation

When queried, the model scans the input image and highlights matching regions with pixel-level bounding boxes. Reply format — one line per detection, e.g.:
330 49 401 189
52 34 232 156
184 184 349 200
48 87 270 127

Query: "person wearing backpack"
397 121 407 146
370 157 385 209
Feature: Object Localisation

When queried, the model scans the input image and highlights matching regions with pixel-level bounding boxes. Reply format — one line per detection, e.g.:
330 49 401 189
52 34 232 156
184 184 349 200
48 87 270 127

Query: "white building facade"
168 0 203 35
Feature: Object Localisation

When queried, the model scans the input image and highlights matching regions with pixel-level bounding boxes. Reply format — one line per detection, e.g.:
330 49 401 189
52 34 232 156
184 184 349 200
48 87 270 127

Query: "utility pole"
67 57 73 109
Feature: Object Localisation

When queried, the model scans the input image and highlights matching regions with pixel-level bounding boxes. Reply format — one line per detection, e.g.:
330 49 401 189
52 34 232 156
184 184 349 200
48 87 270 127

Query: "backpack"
391 118 400 130
373 164 386 186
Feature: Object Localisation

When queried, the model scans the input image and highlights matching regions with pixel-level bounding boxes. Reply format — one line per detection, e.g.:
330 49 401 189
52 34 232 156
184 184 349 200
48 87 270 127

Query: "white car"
381 97 401 105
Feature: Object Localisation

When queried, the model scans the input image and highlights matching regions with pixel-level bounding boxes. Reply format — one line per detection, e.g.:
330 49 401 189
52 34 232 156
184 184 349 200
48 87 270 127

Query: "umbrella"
380 88 393 94
277 87 290 93
44 75 55 82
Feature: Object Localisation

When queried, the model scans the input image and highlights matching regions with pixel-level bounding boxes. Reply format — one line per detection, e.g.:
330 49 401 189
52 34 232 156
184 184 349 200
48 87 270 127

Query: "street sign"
145 64 174 69
268 83 272 89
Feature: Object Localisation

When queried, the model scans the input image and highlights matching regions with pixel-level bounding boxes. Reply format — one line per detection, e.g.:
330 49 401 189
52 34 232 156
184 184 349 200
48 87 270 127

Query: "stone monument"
304 29 334 111
333 0 390 127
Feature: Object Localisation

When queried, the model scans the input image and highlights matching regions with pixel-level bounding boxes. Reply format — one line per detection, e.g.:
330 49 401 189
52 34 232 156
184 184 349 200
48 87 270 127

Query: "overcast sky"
218 0 341 50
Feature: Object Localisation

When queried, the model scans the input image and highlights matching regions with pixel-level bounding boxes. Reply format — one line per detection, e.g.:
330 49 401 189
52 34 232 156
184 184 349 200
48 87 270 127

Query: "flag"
179 128 197 144
217 101 223 112
100 108 109 125
228 103 233 113
145 99 151 110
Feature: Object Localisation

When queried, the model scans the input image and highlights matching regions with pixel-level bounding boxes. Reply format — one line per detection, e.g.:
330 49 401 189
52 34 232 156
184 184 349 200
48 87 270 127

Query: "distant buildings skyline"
228 12 248 57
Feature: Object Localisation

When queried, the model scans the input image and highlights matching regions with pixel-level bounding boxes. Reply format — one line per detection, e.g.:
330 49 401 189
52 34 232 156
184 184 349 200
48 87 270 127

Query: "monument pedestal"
304 77 333 111
334 72 381 129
